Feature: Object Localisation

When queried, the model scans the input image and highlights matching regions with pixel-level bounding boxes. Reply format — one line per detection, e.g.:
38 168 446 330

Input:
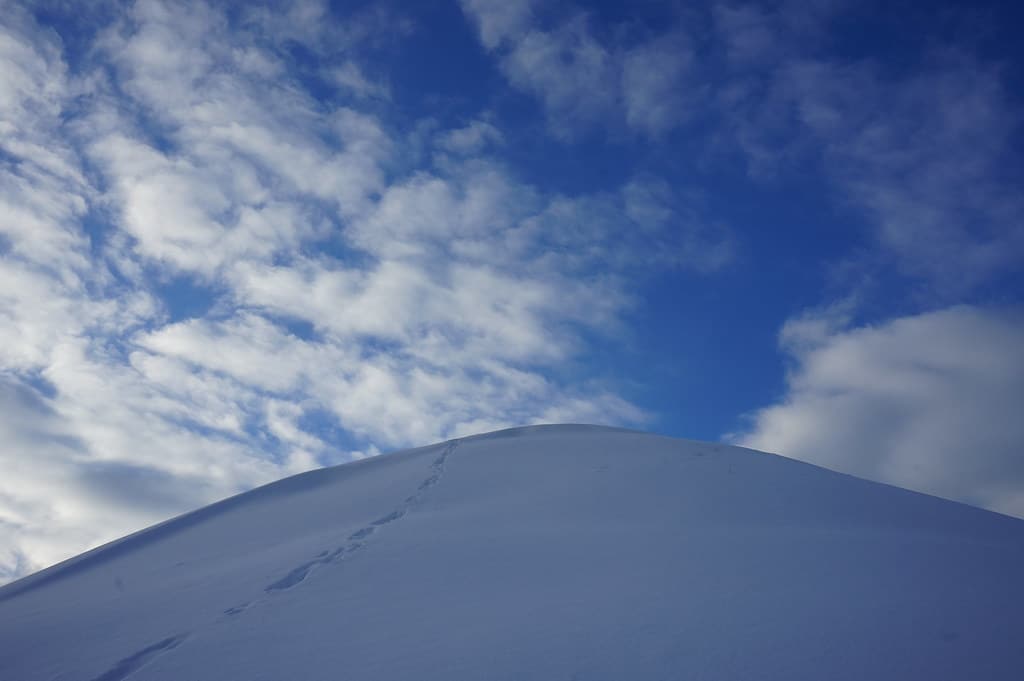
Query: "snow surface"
1 424 1023 680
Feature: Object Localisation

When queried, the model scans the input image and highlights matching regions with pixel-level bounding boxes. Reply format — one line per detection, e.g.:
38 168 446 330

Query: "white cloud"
461 2 695 138
436 119 504 155
135 313 327 393
735 306 1024 518
0 261 88 370
0 7 90 277
459 0 534 50
330 61 390 100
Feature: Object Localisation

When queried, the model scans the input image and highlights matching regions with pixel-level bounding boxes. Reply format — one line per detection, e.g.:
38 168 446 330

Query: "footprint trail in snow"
91 440 459 679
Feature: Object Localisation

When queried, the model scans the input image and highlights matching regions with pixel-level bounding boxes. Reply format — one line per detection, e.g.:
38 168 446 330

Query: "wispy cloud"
711 1 1023 293
436 119 504 155
460 0 698 138
463 1 1021 292
330 61 391 101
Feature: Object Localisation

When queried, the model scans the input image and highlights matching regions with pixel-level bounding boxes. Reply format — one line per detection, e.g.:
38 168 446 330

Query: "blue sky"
1 0 1022 581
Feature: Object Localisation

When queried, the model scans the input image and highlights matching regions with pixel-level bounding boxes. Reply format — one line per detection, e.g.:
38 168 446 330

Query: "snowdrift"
1 424 1022 680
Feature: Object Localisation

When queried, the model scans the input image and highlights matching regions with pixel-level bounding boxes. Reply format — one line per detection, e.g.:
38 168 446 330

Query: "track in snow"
260 438 458 595
88 440 459 680
88 635 188 681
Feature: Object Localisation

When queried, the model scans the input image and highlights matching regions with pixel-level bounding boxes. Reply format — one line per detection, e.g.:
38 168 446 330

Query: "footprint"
418 474 440 490
349 526 375 541
372 510 406 526
265 561 318 592
89 634 188 681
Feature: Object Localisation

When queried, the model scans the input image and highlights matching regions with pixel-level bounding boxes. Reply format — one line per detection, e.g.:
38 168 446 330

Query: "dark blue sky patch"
151 274 222 323
385 2 505 124
297 406 365 454
277 315 318 342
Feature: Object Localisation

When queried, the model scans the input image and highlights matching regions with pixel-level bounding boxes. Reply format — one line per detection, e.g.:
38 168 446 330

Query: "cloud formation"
460 0 697 138
709 3 1024 518
463 1 1022 294
0 0 728 582
711 1 1024 293
736 306 1024 518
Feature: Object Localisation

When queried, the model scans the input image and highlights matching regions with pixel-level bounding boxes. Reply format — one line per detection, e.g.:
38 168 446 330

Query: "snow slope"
1 424 1022 680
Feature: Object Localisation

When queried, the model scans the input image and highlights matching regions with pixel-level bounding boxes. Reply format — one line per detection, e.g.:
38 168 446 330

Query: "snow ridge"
10 426 1022 681
86 439 460 681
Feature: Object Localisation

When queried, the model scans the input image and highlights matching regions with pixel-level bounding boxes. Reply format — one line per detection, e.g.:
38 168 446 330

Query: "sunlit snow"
1 425 1022 680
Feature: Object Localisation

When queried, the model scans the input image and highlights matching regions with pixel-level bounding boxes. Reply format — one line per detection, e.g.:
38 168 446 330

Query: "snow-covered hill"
1 425 1022 680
